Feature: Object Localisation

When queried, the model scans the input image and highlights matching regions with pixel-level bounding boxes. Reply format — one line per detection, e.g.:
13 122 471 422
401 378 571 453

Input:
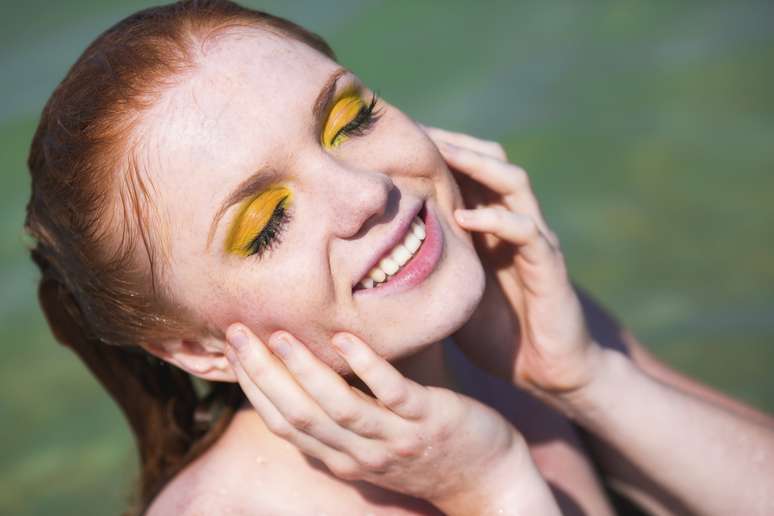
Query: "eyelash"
332 93 382 145
245 94 382 258
245 196 291 258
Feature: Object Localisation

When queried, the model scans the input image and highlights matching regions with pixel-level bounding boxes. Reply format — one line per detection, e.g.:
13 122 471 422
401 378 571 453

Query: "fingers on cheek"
225 324 269 370
333 334 426 420
285 429 353 471
466 162 552 244
455 207 562 267
488 142 507 160
455 206 523 233
231 362 290 438
443 148 545 226
423 125 507 159
377 381 427 420
240 388 369 480
350 446 392 474
325 455 362 481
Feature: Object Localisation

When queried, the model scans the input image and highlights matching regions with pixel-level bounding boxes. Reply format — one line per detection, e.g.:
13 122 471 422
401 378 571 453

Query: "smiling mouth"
353 205 427 291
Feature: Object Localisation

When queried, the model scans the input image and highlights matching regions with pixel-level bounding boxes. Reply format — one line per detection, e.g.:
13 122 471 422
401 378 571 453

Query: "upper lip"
351 200 424 289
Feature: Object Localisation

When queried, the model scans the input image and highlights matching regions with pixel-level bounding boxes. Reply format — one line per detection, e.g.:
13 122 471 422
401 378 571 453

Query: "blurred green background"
2 1 773 514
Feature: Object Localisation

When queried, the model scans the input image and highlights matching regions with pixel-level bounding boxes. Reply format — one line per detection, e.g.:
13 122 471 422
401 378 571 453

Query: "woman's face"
139 28 485 373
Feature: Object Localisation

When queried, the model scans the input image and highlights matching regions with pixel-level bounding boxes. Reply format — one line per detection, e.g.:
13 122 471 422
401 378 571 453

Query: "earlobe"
140 337 238 383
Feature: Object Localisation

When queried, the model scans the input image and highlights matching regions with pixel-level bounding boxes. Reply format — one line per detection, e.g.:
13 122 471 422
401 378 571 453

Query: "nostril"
344 181 401 241
360 174 396 219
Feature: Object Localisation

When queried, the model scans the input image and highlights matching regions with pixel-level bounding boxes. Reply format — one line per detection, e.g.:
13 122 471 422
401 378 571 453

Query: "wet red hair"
24 1 335 513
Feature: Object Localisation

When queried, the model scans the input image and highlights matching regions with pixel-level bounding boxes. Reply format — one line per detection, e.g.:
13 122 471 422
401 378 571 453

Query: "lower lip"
353 203 444 298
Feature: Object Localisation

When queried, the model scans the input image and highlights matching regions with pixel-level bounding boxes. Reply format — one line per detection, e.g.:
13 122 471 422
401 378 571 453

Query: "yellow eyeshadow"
322 94 364 147
225 186 292 256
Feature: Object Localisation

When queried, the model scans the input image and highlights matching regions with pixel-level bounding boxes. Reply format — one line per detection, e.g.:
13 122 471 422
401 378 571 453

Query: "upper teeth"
358 216 426 290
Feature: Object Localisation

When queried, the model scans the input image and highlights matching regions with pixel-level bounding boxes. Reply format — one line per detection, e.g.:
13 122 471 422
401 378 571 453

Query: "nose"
314 157 398 239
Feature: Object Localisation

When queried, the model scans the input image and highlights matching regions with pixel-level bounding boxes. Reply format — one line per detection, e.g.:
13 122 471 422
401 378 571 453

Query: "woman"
25 1 774 515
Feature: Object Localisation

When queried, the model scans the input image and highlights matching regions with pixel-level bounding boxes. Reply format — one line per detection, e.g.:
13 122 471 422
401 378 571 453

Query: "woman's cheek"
385 112 441 178
240 255 335 336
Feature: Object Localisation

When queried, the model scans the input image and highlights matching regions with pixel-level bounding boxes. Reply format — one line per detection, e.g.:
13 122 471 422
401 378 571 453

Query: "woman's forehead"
141 30 337 184
172 30 336 131
199 29 334 95
134 29 340 256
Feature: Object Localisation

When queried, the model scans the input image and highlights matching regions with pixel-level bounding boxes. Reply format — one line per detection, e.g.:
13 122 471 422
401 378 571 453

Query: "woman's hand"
423 128 774 516
424 125 603 399
224 324 560 515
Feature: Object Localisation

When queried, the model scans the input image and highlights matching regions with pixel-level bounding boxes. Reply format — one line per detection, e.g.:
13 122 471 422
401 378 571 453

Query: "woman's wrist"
429 433 561 516
556 345 640 426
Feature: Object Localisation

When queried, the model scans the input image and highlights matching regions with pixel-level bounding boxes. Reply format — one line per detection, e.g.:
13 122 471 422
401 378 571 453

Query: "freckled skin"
139 28 622 516
138 28 485 374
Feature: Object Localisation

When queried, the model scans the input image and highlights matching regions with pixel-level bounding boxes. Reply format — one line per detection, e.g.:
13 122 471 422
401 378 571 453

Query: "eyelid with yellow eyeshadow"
321 90 381 148
225 186 292 257
221 84 380 258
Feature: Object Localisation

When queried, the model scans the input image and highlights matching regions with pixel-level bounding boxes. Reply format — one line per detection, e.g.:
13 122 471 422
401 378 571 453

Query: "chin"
417 240 486 345
366 218 486 362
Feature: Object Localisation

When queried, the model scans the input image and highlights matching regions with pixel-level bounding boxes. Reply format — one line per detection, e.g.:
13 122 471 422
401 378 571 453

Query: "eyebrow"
206 168 282 250
206 67 349 251
313 67 349 122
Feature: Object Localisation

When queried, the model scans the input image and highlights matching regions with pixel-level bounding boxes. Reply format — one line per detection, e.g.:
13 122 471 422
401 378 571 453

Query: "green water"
2 1 773 514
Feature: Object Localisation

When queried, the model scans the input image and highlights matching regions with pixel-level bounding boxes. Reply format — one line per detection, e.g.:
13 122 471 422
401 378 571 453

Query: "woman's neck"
391 337 460 391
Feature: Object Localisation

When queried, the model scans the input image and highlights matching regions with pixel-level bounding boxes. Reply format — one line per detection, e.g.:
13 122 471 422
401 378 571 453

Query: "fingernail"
332 334 354 355
270 334 291 359
228 327 249 352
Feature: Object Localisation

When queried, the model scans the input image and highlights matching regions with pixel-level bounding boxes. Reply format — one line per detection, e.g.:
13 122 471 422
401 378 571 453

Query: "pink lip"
353 201 444 298
351 201 424 290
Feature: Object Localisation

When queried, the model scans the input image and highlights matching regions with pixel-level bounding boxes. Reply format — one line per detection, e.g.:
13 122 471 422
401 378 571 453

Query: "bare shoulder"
145 447 256 516
145 418 273 516
146 485 227 516
147 408 440 516
144 413 356 516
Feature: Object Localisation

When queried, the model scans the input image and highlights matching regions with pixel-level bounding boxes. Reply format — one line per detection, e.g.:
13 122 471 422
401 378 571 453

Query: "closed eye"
322 92 381 148
225 186 292 258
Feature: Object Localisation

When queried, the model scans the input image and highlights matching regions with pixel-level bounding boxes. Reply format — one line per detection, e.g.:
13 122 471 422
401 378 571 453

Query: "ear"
140 335 237 382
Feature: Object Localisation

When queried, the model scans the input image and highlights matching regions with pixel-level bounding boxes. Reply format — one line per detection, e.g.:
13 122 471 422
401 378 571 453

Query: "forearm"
627 338 774 428
565 348 774 516
577 285 774 428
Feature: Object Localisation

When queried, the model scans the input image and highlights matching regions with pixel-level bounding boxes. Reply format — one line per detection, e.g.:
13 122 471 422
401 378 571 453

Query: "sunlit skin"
137 28 485 376
225 90 372 257
125 24 774 516
134 28 613 515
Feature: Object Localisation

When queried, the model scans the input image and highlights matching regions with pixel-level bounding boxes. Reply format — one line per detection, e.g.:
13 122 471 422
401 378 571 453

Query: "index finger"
438 140 528 196
439 141 559 248
267 331 392 438
332 333 427 420
421 124 508 161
